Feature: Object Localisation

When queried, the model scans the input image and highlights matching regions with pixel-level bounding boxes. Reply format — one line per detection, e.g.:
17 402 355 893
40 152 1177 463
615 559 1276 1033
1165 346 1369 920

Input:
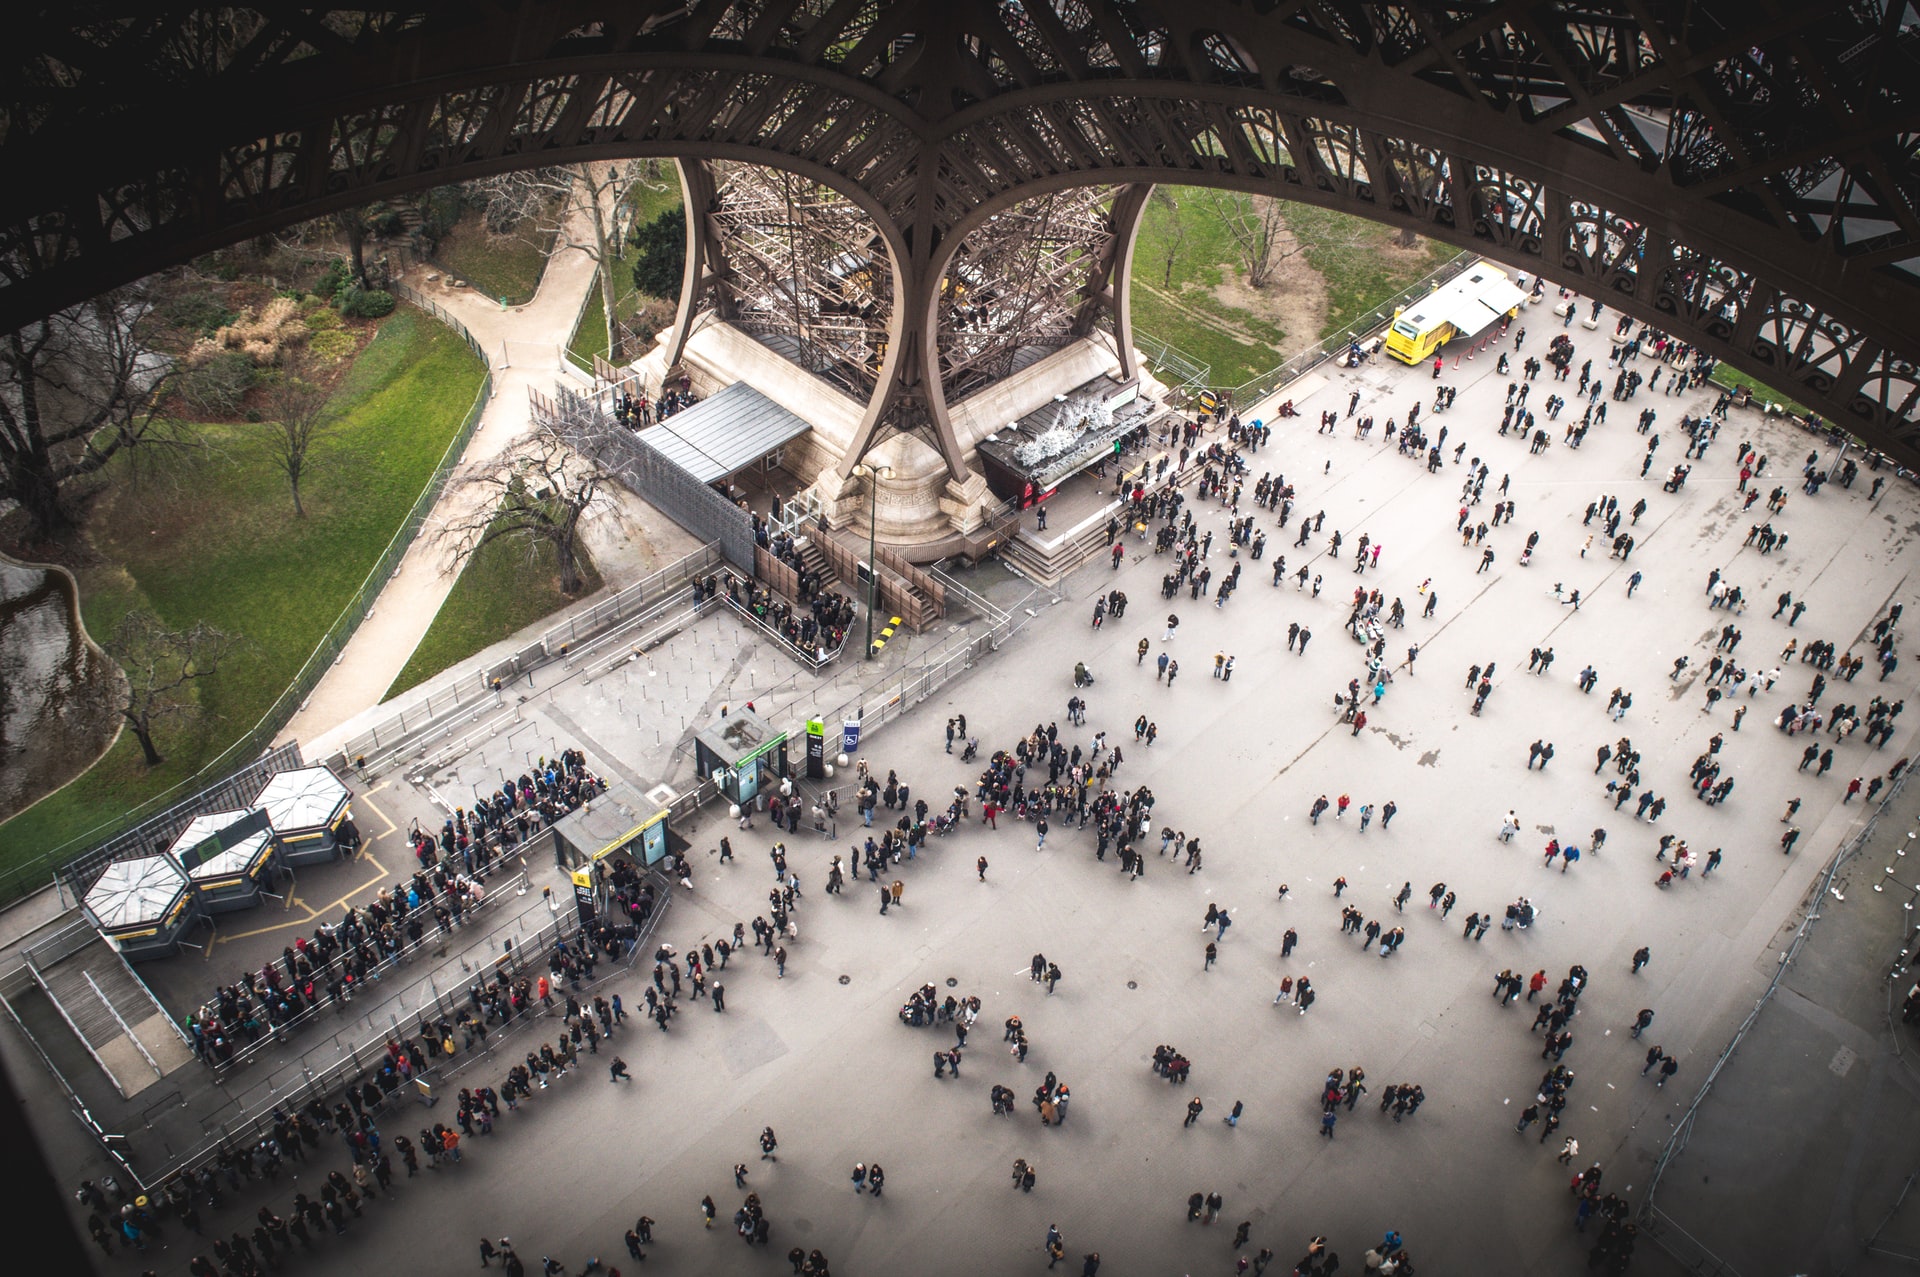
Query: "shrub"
624 297 677 350
155 292 235 336
337 286 396 319
312 259 351 301
419 188 464 248
202 297 310 365
176 351 255 416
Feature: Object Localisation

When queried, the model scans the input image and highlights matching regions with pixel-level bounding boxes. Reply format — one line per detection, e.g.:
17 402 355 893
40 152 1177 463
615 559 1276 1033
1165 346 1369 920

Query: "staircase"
795 536 831 587
25 926 194 1096
999 516 1119 587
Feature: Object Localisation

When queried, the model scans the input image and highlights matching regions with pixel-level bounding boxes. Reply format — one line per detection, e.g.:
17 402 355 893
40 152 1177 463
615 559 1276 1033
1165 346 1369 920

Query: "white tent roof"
167 809 272 879
254 767 350 833
638 382 812 484
85 855 189 929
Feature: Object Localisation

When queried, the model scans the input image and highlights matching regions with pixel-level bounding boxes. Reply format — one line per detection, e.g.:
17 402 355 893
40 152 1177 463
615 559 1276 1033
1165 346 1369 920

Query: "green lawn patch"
1128 188 1463 393
1282 204 1464 340
432 211 553 306
1711 364 1812 419
0 307 486 874
385 519 602 700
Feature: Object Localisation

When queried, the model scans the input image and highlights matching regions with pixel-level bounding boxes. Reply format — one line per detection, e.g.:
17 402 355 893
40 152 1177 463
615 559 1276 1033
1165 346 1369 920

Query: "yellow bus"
1384 263 1528 365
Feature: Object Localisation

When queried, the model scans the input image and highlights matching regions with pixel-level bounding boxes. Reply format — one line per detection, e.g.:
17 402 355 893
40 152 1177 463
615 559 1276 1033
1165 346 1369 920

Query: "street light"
850 462 893 659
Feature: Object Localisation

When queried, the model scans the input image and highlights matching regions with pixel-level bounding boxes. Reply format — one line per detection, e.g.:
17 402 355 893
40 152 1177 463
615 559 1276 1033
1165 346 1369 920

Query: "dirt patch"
1210 240 1327 361
1210 207 1436 358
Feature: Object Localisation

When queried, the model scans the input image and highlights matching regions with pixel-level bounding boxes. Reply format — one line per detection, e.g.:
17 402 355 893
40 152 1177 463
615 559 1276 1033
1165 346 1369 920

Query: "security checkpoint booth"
550 781 683 923
81 854 205 961
691 708 790 810
164 808 284 913
253 766 356 865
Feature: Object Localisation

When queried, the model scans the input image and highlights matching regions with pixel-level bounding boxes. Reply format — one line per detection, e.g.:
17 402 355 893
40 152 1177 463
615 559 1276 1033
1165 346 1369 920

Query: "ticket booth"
82 855 204 961
549 780 682 923
165 808 284 913
691 708 789 809
254 766 355 866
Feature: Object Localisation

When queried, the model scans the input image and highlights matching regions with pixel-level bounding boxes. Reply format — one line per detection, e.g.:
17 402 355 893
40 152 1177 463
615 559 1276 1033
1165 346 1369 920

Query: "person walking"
1185 1097 1205 1127
1557 1137 1580 1165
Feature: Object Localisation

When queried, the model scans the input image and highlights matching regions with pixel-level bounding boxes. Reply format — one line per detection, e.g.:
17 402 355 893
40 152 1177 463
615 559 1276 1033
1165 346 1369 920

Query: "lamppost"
850 462 893 659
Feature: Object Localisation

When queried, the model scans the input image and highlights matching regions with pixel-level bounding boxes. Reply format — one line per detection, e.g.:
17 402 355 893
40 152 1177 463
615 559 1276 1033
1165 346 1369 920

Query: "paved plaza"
27 300 1920 1276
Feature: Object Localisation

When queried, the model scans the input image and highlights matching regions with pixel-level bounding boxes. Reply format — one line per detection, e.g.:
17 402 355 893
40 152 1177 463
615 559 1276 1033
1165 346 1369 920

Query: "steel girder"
5 2 1920 462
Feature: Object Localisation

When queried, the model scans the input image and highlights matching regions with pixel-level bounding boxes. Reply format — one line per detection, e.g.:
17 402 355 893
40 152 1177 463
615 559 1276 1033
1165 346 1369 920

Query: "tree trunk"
289 475 305 519
1398 226 1419 248
125 713 163 766
12 455 73 540
555 534 584 595
599 253 621 364
346 217 368 286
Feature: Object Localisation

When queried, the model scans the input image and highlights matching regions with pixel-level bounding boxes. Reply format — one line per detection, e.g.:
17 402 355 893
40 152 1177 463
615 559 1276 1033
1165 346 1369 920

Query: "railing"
1640 764 1912 1261
0 294 493 908
131 884 675 1192
1132 331 1211 407
337 542 723 770
541 542 723 654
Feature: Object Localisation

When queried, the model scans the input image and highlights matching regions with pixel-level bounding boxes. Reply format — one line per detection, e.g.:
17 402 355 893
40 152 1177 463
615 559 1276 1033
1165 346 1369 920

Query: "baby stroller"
1073 662 1096 687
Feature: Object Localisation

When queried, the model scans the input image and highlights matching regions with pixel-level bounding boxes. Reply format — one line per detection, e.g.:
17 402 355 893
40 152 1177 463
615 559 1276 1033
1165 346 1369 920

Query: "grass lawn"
1129 188 1464 390
432 211 553 306
1283 204 1463 340
1711 364 1811 418
0 307 486 877
385 520 602 700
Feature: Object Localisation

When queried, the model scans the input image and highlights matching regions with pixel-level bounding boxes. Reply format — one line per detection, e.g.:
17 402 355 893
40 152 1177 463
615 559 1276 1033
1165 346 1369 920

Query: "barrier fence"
335 541 724 772
124 881 672 1192
0 292 494 909
1637 764 1913 1275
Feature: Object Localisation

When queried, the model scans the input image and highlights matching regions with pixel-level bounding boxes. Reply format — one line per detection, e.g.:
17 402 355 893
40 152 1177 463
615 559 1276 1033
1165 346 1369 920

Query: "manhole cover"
946 977 959 987
838 974 850 985
1127 981 1138 989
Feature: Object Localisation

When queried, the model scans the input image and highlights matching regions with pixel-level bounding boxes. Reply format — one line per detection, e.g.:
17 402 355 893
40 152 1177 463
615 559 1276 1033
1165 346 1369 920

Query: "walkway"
279 199 607 749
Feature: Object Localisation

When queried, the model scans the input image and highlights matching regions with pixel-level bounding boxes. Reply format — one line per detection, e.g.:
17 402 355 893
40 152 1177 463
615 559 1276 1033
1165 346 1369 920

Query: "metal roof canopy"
637 382 812 485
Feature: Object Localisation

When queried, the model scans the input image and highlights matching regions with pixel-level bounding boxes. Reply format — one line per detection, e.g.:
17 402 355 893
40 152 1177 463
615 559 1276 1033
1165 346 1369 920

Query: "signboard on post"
806 719 825 779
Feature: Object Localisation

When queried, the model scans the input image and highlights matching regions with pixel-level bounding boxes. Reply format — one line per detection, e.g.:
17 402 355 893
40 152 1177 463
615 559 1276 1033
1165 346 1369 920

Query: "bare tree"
1195 191 1374 289
1152 187 1186 287
1197 190 1291 289
0 290 177 539
108 610 247 766
258 358 338 518
437 425 617 596
486 162 646 361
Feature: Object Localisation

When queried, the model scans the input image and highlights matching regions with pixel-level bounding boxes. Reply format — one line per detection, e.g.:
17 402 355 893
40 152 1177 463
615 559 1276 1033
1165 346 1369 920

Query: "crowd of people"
187 751 608 1068
94 285 1920 1276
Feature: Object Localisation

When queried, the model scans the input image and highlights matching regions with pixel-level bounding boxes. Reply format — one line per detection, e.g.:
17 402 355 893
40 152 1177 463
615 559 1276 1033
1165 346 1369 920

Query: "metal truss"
695 160 895 401
5 2 1920 465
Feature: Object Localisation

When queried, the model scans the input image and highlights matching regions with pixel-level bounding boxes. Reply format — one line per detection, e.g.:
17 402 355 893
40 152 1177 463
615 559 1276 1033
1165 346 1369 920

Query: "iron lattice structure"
681 164 1126 451
6 2 1920 471
694 161 897 400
